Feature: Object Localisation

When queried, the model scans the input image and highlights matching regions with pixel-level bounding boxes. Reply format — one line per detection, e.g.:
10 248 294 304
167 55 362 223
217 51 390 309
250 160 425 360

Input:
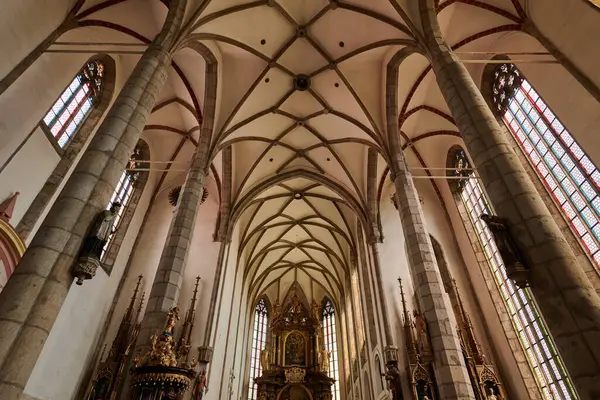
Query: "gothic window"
451 148 576 399
42 61 104 149
323 300 340 400
101 144 143 260
492 62 600 268
248 298 268 400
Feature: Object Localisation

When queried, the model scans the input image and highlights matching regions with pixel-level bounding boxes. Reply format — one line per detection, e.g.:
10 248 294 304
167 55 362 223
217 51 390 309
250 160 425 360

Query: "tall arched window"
248 298 268 400
492 63 600 268
42 61 104 149
323 299 340 400
101 143 145 261
451 148 576 399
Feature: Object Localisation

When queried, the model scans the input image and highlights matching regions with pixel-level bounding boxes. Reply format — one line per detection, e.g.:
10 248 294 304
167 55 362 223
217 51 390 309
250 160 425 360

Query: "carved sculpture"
192 370 207 400
72 202 121 285
260 348 270 372
382 362 404 400
480 214 529 287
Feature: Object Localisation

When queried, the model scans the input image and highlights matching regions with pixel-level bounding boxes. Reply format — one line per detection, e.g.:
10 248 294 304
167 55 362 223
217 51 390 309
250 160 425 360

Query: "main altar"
255 292 334 400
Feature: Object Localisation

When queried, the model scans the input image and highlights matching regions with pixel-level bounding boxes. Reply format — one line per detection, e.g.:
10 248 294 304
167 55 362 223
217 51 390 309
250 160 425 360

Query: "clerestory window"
42 61 104 149
451 148 576 399
492 63 600 269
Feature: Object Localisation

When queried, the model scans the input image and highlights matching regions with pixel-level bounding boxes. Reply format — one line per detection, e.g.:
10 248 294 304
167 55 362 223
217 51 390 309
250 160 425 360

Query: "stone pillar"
386 62 475 400
426 37 600 398
0 43 173 399
137 62 217 347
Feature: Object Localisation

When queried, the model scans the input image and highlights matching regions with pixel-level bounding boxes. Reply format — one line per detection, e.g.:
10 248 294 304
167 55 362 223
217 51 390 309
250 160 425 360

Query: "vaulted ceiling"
56 0 529 306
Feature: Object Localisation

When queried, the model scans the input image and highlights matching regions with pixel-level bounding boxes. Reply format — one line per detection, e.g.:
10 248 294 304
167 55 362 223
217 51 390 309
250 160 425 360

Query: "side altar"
255 293 334 400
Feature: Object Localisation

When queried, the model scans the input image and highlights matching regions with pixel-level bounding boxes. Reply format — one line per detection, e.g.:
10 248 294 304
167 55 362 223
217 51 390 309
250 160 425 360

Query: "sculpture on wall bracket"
480 213 530 288
72 202 121 285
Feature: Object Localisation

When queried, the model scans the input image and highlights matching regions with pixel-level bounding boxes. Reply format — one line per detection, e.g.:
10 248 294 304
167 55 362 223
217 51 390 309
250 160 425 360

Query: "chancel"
0 1 600 400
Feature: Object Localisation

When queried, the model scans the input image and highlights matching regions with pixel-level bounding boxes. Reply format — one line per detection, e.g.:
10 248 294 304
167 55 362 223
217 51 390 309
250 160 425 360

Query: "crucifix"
227 368 235 400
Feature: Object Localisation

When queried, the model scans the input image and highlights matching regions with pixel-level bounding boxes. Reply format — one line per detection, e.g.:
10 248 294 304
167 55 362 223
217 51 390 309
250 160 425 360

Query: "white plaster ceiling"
59 0 529 305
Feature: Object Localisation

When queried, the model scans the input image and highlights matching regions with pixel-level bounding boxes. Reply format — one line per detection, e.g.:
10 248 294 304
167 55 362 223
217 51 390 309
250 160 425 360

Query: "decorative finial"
398 278 410 323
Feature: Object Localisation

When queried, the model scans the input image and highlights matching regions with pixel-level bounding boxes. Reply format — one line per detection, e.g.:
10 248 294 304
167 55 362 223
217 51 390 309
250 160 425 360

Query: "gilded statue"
81 202 121 259
311 300 320 322
165 306 180 334
290 294 302 315
273 300 283 320
318 348 330 374
260 348 270 372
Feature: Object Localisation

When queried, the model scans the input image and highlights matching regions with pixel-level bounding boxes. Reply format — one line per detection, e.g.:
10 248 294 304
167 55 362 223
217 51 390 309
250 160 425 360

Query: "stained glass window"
323 300 340 400
101 145 141 260
493 62 600 269
248 298 268 400
42 61 104 149
452 149 576 399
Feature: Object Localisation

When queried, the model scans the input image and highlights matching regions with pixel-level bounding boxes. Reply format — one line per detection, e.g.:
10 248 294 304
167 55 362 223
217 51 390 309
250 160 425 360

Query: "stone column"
0 10 184 396
386 63 475 400
137 62 217 347
425 36 600 397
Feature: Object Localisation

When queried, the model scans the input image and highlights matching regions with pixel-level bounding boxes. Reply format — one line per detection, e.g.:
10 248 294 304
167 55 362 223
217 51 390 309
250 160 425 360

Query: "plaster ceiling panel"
279 91 324 119
440 4 516 48
283 248 311 264
58 26 144 46
215 52 270 135
278 178 318 192
222 113 292 144
344 0 409 24
223 73 293 132
396 53 430 110
200 0 262 19
244 197 291 233
142 128 183 161
401 111 457 142
304 185 344 201
280 157 322 174
281 201 320 222
405 71 445 114
253 184 290 201
237 146 298 193
276 0 330 26
329 143 367 197
231 140 272 193
171 51 207 112
309 114 377 145
196 6 294 59
304 147 359 197
278 270 297 301
337 56 386 133
80 0 161 40
311 9 409 62
281 225 312 243
279 126 323 150
278 38 329 75
311 69 375 137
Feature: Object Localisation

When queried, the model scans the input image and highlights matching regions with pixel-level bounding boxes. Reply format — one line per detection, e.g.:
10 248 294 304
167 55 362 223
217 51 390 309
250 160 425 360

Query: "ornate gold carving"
284 367 306 383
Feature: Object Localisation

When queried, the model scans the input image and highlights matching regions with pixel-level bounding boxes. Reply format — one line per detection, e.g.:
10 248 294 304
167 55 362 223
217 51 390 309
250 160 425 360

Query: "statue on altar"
318 347 330 374
192 370 207 400
260 348 271 372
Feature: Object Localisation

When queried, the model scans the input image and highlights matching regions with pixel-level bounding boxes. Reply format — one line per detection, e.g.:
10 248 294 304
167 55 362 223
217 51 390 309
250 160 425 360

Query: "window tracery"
42 61 104 149
451 148 576 399
248 298 268 400
493 63 600 269
323 300 340 400
101 144 142 260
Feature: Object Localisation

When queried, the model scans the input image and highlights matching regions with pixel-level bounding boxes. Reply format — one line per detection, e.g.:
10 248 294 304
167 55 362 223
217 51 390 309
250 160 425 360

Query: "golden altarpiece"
255 291 334 400
85 277 208 400
397 279 505 400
